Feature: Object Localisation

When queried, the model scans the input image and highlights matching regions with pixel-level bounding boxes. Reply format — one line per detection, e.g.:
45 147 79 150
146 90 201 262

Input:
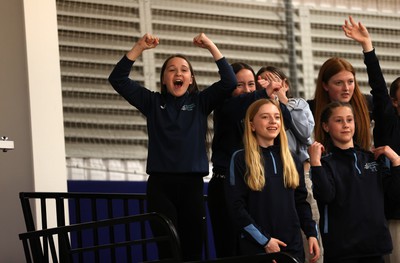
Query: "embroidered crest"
181 103 195 111
364 161 378 172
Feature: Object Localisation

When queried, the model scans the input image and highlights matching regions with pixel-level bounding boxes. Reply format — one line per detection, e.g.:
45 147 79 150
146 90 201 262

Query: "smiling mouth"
174 80 183 88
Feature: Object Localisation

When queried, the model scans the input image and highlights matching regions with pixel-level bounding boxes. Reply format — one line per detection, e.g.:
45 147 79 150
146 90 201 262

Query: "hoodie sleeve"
220 89 268 116
108 55 154 115
225 150 271 247
286 98 315 145
294 156 318 238
383 164 400 204
310 160 336 204
200 57 237 114
279 102 293 132
365 49 396 145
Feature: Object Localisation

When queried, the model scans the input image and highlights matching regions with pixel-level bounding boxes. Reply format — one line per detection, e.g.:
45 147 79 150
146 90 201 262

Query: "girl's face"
323 70 355 103
250 103 281 147
232 69 256 97
162 57 193 97
322 106 355 149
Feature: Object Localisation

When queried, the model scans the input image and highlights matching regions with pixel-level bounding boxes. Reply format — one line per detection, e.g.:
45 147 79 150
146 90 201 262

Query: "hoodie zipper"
353 152 362 175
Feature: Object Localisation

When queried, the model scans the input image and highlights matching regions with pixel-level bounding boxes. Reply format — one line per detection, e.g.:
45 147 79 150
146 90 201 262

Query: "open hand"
342 16 373 52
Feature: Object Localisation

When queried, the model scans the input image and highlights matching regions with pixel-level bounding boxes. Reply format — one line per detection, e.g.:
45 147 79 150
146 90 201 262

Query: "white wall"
23 0 67 192
0 0 67 261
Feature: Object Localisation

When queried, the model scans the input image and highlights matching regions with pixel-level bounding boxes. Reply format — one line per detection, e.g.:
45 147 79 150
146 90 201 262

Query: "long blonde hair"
313 57 371 151
243 99 299 191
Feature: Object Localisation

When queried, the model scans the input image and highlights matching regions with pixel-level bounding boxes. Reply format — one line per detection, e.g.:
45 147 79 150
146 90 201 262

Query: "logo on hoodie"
364 161 378 172
181 103 196 111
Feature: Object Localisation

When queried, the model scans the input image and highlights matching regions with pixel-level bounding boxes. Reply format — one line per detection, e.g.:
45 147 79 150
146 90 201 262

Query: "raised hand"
342 16 373 52
193 33 222 61
257 73 284 99
127 33 159 61
141 33 160 49
193 33 213 49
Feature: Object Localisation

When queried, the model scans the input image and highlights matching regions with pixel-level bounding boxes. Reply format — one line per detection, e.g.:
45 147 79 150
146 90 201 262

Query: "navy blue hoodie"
109 55 237 175
366 49 400 155
365 49 400 219
226 145 318 259
311 146 399 261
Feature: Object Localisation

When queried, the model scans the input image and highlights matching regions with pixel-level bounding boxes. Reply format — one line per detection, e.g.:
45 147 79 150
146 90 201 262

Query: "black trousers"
207 175 238 258
147 174 205 261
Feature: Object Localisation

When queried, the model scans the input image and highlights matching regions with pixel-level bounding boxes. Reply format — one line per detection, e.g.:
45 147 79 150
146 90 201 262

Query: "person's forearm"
361 40 373 53
126 45 144 61
208 44 223 61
